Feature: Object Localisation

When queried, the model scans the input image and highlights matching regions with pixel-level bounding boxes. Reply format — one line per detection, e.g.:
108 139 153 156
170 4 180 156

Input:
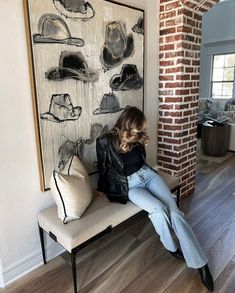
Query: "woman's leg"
128 187 178 252
128 173 178 252
145 168 208 269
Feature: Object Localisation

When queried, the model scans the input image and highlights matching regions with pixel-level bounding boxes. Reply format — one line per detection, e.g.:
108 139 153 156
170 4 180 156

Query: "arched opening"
197 0 235 163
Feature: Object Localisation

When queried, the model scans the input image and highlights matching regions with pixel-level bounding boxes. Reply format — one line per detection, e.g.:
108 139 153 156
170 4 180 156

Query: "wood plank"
213 255 235 293
163 267 207 293
79 236 165 293
120 252 186 293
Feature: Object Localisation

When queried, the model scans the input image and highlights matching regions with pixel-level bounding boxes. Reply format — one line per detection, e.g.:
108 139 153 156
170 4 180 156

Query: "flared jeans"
127 164 208 269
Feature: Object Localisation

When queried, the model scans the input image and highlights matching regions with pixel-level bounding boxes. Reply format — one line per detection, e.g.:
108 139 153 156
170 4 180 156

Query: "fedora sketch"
33 14 84 47
58 138 85 171
53 0 95 20
93 93 124 115
40 94 82 123
132 16 144 35
45 51 99 82
110 64 143 91
85 124 109 144
100 21 134 70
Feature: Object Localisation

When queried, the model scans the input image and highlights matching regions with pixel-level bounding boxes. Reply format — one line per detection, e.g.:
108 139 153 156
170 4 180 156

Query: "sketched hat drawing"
33 14 84 47
85 124 109 144
100 21 134 70
40 94 82 123
58 138 85 171
53 0 95 20
45 51 99 82
93 93 124 115
132 16 144 35
110 64 143 91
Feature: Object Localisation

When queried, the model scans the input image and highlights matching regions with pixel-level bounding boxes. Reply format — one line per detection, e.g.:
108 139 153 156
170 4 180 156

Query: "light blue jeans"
127 164 208 269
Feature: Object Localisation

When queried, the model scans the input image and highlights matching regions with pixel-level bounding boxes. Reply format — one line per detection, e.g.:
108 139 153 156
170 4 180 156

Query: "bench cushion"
158 170 179 191
38 195 141 252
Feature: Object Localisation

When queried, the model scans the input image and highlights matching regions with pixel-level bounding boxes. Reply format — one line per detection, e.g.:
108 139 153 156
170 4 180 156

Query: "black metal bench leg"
38 224 47 264
71 249 78 293
176 186 180 208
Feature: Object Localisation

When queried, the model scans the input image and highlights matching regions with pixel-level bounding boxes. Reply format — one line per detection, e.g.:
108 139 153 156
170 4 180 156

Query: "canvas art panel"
25 0 144 191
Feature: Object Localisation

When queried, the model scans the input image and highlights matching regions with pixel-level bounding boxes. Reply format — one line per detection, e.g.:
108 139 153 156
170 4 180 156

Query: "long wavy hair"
110 106 149 153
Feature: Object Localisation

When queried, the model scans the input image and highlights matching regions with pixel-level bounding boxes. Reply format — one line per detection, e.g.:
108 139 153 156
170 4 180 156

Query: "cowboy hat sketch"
53 0 95 21
45 51 99 82
40 94 82 123
100 21 134 70
93 92 124 115
58 138 85 171
132 16 144 35
110 64 143 91
85 124 109 144
33 14 84 47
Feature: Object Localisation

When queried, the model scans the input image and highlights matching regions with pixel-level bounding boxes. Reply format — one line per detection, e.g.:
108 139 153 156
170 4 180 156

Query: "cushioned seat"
158 170 179 191
38 195 141 252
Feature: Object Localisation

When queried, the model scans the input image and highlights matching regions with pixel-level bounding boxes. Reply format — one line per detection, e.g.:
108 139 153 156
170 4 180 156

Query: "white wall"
0 0 159 287
199 0 235 100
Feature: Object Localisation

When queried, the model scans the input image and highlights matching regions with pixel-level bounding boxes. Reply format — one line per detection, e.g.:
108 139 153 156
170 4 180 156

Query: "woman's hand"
93 190 104 197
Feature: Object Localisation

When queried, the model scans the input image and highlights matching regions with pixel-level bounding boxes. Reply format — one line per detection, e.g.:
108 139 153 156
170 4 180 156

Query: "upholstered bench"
38 170 180 293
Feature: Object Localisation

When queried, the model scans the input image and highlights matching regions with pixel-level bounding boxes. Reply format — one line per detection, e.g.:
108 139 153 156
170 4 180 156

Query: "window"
211 53 235 99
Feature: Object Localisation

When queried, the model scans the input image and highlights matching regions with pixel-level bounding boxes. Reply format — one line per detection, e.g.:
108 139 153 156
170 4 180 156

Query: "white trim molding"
2 243 65 287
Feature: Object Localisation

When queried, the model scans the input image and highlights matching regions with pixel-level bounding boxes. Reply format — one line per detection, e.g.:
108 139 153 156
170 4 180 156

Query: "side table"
201 123 231 156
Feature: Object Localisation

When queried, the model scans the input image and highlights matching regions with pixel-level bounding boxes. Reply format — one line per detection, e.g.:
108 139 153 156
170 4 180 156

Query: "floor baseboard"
2 243 65 287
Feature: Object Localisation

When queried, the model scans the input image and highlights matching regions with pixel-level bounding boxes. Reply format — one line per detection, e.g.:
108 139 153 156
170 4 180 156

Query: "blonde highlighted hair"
110 106 149 153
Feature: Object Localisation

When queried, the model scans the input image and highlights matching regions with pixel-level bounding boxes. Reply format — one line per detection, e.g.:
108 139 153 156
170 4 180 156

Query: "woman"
96 106 213 291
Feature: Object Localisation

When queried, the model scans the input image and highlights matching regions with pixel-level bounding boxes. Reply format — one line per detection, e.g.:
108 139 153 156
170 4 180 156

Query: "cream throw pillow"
50 156 93 224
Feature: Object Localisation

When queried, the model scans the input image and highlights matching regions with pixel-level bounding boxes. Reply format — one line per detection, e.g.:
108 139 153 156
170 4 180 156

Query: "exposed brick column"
158 0 219 197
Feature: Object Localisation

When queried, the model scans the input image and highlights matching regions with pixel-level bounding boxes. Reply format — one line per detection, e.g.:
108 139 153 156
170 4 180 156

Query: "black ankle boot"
169 248 185 261
198 264 214 291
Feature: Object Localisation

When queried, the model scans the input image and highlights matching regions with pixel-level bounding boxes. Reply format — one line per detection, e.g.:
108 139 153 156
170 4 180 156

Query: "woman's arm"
96 136 108 193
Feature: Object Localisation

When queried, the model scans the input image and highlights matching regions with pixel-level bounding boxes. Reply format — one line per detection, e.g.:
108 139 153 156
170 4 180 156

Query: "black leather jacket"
96 133 147 204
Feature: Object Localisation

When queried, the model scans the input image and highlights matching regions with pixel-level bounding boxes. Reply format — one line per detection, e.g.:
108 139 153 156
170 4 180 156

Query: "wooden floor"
1 153 235 293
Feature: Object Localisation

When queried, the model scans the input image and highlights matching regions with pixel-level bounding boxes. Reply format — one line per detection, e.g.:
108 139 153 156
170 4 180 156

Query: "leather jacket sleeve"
96 136 108 193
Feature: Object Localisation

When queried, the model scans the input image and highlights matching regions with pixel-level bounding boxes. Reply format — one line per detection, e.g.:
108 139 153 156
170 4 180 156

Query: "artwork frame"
24 0 145 191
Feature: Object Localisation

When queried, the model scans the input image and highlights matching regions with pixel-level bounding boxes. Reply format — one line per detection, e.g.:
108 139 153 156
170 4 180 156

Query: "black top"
120 145 144 176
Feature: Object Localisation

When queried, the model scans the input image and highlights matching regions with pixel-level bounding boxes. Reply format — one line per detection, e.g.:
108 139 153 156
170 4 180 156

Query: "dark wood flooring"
1 153 235 293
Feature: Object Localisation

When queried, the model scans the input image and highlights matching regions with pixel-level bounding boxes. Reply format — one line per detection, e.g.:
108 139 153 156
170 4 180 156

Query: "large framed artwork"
24 0 144 191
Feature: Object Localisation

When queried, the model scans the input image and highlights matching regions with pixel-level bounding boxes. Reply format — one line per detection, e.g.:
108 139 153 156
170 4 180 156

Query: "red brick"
164 150 179 157
160 60 175 66
164 111 183 117
159 104 174 110
176 74 190 80
165 1 181 11
165 97 182 103
165 82 184 88
159 75 174 81
158 156 172 163
164 124 182 131
159 117 173 123
160 11 177 20
165 67 184 74
175 89 190 95
158 131 173 137
185 82 193 87
158 143 173 150
160 44 175 51
175 104 189 110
